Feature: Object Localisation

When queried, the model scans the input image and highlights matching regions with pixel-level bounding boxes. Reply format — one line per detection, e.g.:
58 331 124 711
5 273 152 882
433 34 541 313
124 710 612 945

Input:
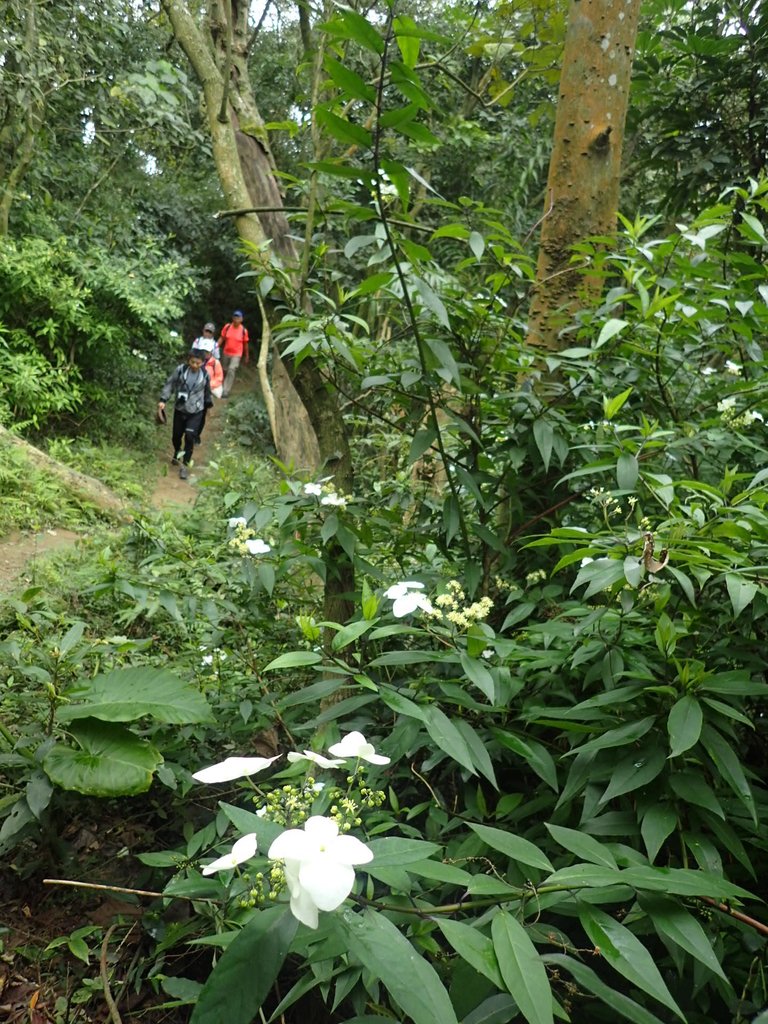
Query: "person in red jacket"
193 322 224 445
219 309 249 398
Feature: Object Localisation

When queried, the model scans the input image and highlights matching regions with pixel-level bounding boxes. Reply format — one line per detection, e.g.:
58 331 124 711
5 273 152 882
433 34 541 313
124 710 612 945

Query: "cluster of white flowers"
302 481 348 507
200 644 228 668
192 731 388 928
725 360 742 376
383 580 434 617
131 348 149 362
525 569 547 585
717 396 764 429
430 580 493 630
588 485 623 518
226 516 271 556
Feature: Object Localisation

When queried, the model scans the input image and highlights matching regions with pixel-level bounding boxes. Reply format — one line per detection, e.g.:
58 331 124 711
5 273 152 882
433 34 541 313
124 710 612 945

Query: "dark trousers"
172 408 204 464
197 406 208 442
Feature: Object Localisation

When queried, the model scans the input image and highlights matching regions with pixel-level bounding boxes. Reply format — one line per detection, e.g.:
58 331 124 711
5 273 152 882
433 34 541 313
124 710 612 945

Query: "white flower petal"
228 516 247 528
289 886 320 928
299 858 355 911
193 755 280 784
303 482 322 496
287 750 346 769
303 816 340 845
201 833 257 875
327 732 390 765
268 828 316 862
327 834 375 866
245 538 271 555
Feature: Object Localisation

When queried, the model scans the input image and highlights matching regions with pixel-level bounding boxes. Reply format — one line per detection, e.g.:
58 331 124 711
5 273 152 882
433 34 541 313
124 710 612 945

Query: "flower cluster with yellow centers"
525 569 547 586
717 396 764 429
227 517 271 556
588 486 623 518
302 481 348 508
260 777 325 827
425 579 493 630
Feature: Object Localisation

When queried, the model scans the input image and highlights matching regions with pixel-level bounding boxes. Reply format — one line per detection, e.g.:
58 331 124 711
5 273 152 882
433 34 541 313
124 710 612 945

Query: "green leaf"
616 452 639 490
599 744 666 804
263 651 323 671
190 908 297 1024
460 652 495 703
58 667 213 724
454 718 498 788
579 906 684 1019
423 705 476 774
413 276 450 327
320 11 384 53
323 56 376 102
437 919 503 989
571 557 627 599
725 573 758 617
639 895 730 985
491 911 553 1024
469 230 485 259
468 822 553 873
602 385 633 419
533 418 554 472
667 696 703 757
315 107 372 149
640 804 678 862
567 716 656 757
543 955 667 1024
343 908 459 1024
364 837 441 867
545 824 617 868
700 725 757 825
43 719 162 796
597 319 629 348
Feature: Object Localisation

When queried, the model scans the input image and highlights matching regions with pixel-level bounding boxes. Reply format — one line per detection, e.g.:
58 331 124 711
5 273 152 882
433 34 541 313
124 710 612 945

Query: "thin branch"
700 896 768 937
43 878 219 903
100 925 123 1024
218 0 234 124
247 0 274 53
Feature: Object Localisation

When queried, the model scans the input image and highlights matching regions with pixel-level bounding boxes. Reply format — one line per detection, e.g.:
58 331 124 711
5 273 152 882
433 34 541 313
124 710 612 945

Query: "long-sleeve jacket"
160 363 212 415
204 356 224 392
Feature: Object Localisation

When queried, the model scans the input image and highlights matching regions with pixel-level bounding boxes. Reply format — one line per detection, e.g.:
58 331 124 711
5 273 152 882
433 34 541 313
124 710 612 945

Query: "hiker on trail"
193 323 224 445
158 348 213 480
219 310 249 398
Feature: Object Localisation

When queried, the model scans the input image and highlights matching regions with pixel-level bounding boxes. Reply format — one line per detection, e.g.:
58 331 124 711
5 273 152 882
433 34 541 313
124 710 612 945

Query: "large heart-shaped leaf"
43 719 163 796
58 667 213 724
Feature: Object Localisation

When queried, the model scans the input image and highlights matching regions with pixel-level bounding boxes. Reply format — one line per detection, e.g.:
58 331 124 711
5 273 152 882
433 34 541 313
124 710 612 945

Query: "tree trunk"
0 428 130 521
528 0 642 349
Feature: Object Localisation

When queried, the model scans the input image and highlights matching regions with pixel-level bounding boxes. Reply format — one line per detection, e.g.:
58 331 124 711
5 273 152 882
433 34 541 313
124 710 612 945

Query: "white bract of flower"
193 754 281 784
725 360 742 375
383 580 433 617
320 492 347 507
303 482 322 496
202 833 257 876
328 731 390 765
580 557 594 567
201 653 213 667
717 396 737 412
245 538 271 555
287 750 346 769
228 516 247 529
745 410 765 423
268 816 373 929
701 366 717 376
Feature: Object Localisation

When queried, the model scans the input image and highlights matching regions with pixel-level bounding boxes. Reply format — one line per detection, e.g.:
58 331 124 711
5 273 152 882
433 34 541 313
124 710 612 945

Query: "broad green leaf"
700 725 757 825
394 17 420 67
462 994 519 1024
597 319 629 348
602 385 633 418
491 911 553 1024
413 276 450 327
320 11 384 54
579 905 684 1019
493 731 558 791
432 223 470 240
571 557 627 599
544 954 667 1024
669 771 724 817
58 667 213 724
423 705 476 774
59 620 86 655
323 56 376 102
263 651 323 671
43 719 162 796
454 718 498 788
364 837 441 867
460 652 495 703
599 744 666 803
378 686 427 721
616 452 639 490
190 908 297 1024
567 716 656 757
640 804 678 862
343 908 459 1024
468 822 553 873
545 824 617 868
639 895 730 985
426 337 460 385
437 919 504 988
533 418 554 471
725 573 758 618
331 619 372 651
408 426 437 465
315 107 372 148
469 230 485 258
667 696 703 757
405 859 472 885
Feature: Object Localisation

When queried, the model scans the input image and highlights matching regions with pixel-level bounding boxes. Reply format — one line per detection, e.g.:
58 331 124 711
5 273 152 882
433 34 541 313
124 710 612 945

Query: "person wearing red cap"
219 310 249 398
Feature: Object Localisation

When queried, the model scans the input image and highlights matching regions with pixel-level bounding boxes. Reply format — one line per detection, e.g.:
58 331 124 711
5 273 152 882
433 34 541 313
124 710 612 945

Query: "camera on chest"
177 390 189 407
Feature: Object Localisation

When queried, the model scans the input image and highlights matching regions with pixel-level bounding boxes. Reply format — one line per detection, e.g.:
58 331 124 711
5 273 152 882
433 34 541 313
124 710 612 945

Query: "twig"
100 924 123 1024
42 878 219 903
700 896 768 937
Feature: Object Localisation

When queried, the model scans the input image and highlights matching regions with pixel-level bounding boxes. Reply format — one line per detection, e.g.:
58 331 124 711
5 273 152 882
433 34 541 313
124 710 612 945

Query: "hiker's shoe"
171 456 179 466
179 465 189 480
194 436 202 446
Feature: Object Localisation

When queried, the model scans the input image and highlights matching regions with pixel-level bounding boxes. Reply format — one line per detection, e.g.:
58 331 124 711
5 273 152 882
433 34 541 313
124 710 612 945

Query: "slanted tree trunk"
161 0 354 623
0 428 130 520
528 0 642 349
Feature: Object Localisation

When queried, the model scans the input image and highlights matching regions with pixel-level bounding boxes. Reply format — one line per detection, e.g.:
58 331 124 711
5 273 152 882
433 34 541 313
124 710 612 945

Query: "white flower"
201 653 213 667
268 816 373 929
202 833 257 876
303 483 322 496
328 731 390 765
311 782 326 793
725 360 742 375
228 516 247 529
482 649 494 660
745 410 764 423
702 366 717 376
287 750 346 769
320 492 347 507
383 581 433 617
193 755 281 784
580 557 594 567
245 538 271 555
256 806 268 818
717 396 737 412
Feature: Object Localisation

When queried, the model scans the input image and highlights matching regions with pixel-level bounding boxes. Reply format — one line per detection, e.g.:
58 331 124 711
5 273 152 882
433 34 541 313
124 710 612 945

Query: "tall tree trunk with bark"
528 0 642 349
161 0 355 623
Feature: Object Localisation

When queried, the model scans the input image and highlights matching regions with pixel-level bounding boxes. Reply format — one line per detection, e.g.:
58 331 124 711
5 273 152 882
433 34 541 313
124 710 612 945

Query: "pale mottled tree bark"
529 0 642 349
